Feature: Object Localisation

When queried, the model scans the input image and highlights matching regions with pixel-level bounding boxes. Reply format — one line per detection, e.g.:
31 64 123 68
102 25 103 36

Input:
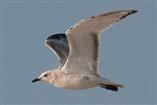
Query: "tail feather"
100 84 119 91
99 80 124 91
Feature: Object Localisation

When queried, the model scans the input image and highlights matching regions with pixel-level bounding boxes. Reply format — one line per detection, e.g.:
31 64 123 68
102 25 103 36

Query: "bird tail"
98 77 124 91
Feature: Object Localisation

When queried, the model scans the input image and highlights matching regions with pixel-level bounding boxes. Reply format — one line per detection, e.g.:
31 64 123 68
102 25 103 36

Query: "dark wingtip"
128 9 138 14
119 9 138 20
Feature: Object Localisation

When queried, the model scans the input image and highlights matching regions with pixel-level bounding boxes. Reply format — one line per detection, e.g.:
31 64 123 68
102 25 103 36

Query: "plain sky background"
1 0 156 105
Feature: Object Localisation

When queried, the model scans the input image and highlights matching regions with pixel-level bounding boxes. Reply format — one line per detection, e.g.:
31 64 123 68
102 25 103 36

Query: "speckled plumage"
32 9 137 91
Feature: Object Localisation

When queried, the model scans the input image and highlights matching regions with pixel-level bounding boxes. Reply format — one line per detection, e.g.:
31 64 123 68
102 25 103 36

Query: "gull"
32 9 137 91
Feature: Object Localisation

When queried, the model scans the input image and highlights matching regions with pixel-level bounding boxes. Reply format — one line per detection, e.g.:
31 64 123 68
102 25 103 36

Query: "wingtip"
119 84 124 88
128 9 138 14
119 9 138 20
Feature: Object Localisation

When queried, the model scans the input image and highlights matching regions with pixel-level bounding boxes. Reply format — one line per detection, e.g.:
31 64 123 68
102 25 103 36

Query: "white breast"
54 74 98 90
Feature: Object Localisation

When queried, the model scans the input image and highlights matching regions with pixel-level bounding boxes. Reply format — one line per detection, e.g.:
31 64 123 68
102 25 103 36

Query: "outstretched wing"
45 33 69 68
62 10 137 75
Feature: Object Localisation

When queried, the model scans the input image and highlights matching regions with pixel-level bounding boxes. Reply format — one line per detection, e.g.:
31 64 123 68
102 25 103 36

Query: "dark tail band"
100 84 118 91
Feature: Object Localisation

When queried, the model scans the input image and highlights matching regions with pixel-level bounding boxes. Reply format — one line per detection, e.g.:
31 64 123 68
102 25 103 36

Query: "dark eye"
44 74 48 77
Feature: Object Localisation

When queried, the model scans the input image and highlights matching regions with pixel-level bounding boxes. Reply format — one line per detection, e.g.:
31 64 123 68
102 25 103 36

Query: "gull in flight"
32 10 137 91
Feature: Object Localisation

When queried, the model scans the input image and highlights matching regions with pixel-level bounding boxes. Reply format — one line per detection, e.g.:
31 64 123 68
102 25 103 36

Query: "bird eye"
44 74 48 77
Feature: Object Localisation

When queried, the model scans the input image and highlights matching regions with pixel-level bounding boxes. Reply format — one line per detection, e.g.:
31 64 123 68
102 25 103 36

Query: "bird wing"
62 10 137 75
45 33 69 68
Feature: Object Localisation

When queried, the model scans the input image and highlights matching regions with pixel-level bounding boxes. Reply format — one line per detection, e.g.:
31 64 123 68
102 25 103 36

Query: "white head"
32 70 57 84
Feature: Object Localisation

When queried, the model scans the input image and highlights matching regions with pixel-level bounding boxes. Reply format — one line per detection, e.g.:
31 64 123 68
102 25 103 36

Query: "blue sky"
1 0 156 105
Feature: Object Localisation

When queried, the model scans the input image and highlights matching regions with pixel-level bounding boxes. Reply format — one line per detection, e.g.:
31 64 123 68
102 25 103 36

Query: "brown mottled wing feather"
63 10 137 75
45 33 69 68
